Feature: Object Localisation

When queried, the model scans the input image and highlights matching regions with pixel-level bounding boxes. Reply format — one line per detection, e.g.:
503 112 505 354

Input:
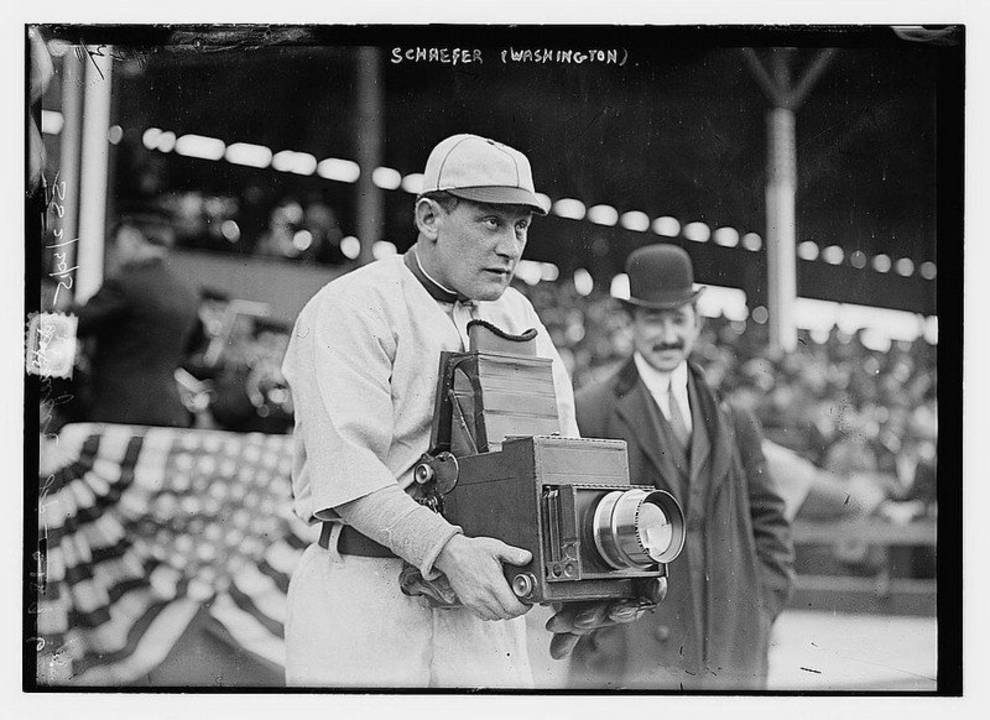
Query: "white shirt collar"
633 353 692 430
633 353 687 393
410 246 463 302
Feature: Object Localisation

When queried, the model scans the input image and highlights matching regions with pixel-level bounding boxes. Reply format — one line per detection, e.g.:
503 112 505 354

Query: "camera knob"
511 572 536 599
414 463 435 484
650 576 668 605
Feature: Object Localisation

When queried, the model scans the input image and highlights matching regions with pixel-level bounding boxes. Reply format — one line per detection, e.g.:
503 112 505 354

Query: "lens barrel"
592 489 685 569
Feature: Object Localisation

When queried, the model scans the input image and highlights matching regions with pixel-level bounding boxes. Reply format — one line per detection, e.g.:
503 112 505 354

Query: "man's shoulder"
489 285 537 315
117 257 194 296
158 259 200 300
574 372 621 408
104 262 161 298
301 257 407 313
325 255 406 293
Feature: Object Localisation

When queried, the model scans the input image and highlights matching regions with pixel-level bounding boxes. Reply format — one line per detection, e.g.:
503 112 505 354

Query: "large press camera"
412 320 685 605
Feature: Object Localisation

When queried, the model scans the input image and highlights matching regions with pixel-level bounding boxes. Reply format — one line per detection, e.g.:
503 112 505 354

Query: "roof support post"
355 46 384 266
743 47 836 354
75 46 113 303
52 50 86 309
766 106 798 352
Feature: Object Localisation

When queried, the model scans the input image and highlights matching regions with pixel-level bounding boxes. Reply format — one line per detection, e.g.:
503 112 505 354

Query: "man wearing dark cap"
561 244 794 689
282 134 591 687
74 207 200 427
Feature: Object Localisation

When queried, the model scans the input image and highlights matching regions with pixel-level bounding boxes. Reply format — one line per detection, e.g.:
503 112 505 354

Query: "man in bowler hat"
559 244 795 689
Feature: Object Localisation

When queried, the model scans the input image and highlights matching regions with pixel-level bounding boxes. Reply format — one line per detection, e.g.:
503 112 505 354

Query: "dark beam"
789 48 839 110
741 48 787 106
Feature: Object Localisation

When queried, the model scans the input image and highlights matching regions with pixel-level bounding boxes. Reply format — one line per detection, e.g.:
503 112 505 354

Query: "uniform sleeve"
282 290 463 569
733 404 796 621
335 484 462 578
281 291 405 518
574 386 606 440
74 278 129 336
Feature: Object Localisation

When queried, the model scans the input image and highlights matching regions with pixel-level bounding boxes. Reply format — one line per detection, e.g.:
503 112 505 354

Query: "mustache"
651 343 684 352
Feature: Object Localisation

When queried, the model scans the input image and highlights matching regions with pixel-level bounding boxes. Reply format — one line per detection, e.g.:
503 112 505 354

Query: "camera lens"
592 489 685 570
637 502 673 559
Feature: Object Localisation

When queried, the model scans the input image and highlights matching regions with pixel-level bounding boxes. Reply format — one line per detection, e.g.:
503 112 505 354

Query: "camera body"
444 434 680 604
415 321 684 605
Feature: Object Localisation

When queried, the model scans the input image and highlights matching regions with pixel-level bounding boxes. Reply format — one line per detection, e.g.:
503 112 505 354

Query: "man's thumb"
495 541 532 566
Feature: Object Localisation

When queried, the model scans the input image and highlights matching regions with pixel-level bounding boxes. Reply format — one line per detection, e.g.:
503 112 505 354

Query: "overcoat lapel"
612 360 682 499
683 364 736 663
687 363 733 498
686 371 711 494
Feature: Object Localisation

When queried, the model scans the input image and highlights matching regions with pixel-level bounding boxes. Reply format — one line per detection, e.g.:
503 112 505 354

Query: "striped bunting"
34 423 317 685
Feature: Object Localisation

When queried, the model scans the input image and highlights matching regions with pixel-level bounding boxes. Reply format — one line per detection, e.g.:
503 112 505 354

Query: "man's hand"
434 534 532 621
545 582 664 660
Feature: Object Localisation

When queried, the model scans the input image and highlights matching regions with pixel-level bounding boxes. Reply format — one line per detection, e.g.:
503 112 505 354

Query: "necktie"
667 385 691 451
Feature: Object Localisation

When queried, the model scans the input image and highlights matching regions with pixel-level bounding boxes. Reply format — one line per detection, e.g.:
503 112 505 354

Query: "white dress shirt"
633 352 693 434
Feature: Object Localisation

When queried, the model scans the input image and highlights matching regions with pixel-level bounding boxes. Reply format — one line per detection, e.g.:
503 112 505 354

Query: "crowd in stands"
120 186 352 265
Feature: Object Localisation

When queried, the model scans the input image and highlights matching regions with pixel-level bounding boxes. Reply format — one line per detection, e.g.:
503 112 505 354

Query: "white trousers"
285 543 533 688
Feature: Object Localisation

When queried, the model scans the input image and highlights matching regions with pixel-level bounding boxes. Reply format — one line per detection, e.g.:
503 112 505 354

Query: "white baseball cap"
421 134 549 215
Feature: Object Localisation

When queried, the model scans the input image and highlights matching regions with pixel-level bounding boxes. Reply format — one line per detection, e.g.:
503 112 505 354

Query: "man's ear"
415 198 442 242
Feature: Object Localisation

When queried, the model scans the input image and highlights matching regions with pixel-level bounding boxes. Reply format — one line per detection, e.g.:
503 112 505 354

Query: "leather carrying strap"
317 522 397 558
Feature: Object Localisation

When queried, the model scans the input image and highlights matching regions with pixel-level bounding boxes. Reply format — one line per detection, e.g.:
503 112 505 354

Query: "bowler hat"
421 134 549 214
622 244 704 310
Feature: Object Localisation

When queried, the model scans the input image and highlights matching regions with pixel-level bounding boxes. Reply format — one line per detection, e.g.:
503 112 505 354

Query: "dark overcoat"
76 257 200 427
568 358 794 690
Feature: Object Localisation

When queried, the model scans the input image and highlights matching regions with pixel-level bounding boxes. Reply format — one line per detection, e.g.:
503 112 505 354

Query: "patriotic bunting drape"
33 423 318 686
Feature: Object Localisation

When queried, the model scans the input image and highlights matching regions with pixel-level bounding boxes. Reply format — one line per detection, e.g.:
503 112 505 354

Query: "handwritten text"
500 47 627 66
391 47 483 66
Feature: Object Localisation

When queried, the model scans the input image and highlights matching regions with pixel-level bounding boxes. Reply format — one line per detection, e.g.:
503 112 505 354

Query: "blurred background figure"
210 317 294 434
73 205 201 427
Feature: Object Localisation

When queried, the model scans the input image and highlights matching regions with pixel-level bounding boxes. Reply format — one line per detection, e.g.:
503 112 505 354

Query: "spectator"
73 205 200 427
563 244 794 690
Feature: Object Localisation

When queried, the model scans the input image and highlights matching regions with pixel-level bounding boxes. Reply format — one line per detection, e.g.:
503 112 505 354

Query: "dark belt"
317 523 397 558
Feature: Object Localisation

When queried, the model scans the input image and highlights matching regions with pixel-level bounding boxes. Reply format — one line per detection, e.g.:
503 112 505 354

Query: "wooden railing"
788 518 936 617
791 518 936 546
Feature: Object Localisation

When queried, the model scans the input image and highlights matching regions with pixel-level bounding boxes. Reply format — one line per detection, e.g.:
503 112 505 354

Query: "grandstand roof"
43 25 959 315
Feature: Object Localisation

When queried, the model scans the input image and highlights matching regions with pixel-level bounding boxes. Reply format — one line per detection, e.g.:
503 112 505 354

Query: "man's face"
418 198 532 301
632 304 701 373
